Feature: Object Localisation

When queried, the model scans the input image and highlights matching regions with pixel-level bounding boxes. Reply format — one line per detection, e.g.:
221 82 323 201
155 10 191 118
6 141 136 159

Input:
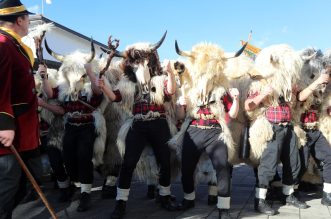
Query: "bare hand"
229 88 239 100
38 64 47 79
0 130 15 147
166 60 174 77
316 73 330 85
38 97 45 107
261 86 273 97
95 78 106 90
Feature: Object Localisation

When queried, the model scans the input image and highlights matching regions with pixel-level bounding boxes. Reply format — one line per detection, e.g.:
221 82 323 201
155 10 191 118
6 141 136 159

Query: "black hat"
0 0 34 17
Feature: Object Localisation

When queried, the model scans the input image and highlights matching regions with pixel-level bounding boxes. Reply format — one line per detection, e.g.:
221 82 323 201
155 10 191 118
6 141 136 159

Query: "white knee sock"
116 188 130 201
81 183 92 194
159 185 171 196
282 184 294 196
184 191 195 200
323 182 331 193
217 196 230 209
57 179 69 189
255 187 267 199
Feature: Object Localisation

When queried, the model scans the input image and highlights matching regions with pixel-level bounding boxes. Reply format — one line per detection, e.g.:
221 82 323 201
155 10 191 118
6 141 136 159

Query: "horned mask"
113 31 167 94
45 38 96 100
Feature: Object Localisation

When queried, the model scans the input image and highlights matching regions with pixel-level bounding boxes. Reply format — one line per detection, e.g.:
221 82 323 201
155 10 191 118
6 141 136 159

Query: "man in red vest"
0 1 40 218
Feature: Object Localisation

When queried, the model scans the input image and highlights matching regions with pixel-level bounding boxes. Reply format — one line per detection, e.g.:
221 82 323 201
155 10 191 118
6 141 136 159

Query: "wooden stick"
10 145 58 219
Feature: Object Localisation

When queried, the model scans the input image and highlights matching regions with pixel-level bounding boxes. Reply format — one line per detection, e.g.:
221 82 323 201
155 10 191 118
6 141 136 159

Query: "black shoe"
169 194 176 202
102 185 117 199
218 209 232 219
58 188 70 203
266 186 283 202
254 198 276 215
298 182 320 192
147 185 156 199
159 195 178 211
59 184 76 203
321 191 331 206
285 194 309 209
292 189 304 201
208 195 217 205
155 192 176 203
110 200 126 219
77 192 91 212
178 199 195 210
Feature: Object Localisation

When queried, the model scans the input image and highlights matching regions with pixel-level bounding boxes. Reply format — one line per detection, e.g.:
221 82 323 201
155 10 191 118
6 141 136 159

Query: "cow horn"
86 37 96 63
44 38 64 62
175 40 192 57
151 31 167 51
225 30 252 60
301 51 317 61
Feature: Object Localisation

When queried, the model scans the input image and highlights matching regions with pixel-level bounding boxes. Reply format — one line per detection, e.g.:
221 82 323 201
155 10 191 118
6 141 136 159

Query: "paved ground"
13 164 331 219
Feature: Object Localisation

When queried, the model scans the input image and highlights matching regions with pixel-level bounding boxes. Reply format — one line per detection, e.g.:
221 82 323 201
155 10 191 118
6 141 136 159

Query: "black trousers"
0 149 42 219
300 130 331 183
118 119 171 189
62 123 96 184
181 126 231 197
258 124 301 188
47 147 68 182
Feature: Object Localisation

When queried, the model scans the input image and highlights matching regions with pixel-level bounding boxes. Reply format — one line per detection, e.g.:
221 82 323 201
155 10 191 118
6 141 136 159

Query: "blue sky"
23 0 331 60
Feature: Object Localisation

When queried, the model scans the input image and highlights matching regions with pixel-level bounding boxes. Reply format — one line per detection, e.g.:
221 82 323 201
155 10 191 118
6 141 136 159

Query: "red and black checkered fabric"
265 104 292 123
53 87 103 124
301 105 319 124
191 93 233 126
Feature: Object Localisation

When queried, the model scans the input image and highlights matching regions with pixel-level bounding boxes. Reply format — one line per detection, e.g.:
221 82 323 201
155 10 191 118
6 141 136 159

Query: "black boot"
77 192 91 212
285 193 309 209
59 184 76 203
321 191 331 206
298 181 319 192
254 198 276 215
58 188 70 202
178 199 195 210
208 195 217 205
110 200 126 219
102 185 117 199
159 195 178 211
266 186 283 202
155 192 176 203
218 209 232 219
147 185 156 199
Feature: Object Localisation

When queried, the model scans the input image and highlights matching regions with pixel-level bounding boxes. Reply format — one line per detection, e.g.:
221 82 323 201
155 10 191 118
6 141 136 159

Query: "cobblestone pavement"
13 164 331 219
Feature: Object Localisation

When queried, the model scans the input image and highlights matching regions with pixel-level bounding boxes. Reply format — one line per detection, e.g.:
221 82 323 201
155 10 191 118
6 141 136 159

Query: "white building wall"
23 17 105 63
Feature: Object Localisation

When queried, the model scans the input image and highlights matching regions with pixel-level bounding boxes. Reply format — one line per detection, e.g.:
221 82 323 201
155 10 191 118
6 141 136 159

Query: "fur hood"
252 44 303 104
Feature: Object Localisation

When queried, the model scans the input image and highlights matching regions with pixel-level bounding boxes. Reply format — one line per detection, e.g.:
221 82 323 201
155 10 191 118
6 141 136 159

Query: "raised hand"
229 88 239 100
